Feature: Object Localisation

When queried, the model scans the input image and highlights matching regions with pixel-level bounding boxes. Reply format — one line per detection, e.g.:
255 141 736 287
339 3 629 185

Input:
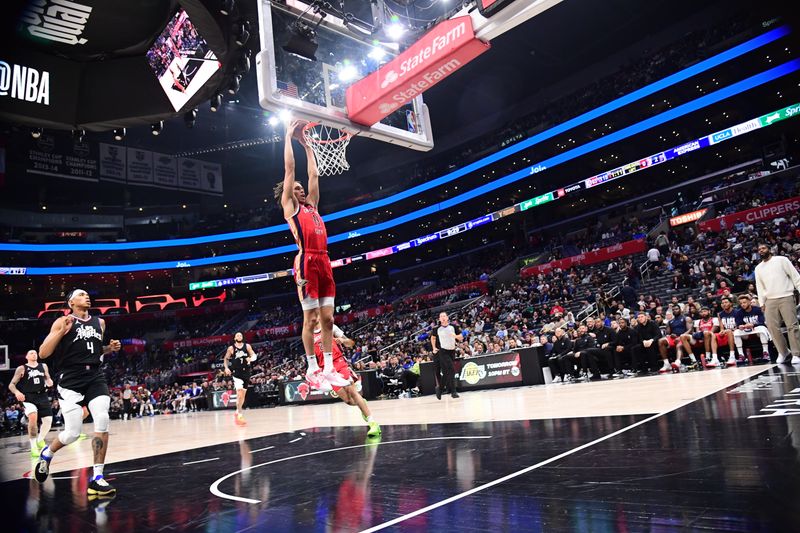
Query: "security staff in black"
591 318 618 374
8 349 54 455
573 324 604 379
34 289 121 497
612 318 637 375
548 328 574 383
431 312 463 399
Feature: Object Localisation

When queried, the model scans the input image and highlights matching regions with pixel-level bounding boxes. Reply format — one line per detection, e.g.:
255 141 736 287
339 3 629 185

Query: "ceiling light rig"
174 136 282 157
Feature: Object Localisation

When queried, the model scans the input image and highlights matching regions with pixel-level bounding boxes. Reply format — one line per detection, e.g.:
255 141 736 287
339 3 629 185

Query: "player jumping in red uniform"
275 120 348 391
310 315 381 437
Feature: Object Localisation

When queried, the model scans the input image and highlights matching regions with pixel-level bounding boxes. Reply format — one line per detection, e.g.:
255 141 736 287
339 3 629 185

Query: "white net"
302 123 353 176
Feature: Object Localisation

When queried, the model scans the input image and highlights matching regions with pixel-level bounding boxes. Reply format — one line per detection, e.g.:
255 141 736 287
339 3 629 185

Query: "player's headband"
66 288 85 306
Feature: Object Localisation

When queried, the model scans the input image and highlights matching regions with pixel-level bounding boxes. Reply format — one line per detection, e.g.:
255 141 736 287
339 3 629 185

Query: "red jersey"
695 317 717 333
287 203 328 253
313 328 343 360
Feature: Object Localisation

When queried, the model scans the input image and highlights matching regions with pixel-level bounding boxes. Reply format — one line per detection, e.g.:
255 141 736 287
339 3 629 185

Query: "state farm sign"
346 17 489 126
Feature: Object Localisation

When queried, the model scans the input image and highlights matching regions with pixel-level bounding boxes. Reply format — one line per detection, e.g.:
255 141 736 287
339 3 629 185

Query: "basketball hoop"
302 122 354 176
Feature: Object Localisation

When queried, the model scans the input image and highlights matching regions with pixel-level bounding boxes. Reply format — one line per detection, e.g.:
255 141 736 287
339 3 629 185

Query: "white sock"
689 354 697 362
323 352 333 371
306 354 319 372
365 415 373 423
41 446 53 460
705 352 710 358
30 438 37 450
761 342 769 354
93 464 104 479
661 359 670 369
712 353 717 359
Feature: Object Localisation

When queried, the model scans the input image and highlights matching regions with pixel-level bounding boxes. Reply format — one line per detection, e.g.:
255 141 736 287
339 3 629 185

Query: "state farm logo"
0 61 50 105
379 21 466 90
380 70 399 89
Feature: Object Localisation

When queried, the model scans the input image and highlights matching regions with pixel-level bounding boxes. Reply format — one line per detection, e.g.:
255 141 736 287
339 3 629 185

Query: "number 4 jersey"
59 314 104 368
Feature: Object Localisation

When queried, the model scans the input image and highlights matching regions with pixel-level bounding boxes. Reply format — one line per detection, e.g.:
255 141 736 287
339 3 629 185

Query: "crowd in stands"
1 169 798 431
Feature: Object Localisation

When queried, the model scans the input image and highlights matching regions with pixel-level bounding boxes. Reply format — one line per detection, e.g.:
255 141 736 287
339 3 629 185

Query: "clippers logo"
73 324 102 343
20 0 93 46
0 61 50 105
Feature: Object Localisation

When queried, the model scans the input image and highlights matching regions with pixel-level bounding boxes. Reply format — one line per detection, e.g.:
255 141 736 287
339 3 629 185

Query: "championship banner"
127 147 154 184
23 133 99 181
98 142 126 182
200 161 223 194
521 239 647 277
405 281 489 303
153 152 178 188
697 196 800 232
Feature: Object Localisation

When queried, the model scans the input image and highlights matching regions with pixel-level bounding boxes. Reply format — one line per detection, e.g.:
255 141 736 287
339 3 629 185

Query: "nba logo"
406 110 418 134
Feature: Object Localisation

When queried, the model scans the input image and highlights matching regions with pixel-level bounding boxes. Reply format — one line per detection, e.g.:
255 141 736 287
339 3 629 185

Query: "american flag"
277 80 299 98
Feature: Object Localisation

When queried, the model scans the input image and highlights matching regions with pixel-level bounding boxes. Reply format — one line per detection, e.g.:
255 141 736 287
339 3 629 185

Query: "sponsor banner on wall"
282 379 362 404
24 133 98 181
405 281 488 303
521 239 647 277
697 196 800 232
126 147 154 184
456 351 523 390
669 208 708 227
153 152 178 188
98 142 126 182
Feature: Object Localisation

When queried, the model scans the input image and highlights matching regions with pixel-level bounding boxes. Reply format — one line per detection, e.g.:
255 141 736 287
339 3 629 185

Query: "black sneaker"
88 476 116 496
451 391 460 398
435 386 442 400
33 454 51 483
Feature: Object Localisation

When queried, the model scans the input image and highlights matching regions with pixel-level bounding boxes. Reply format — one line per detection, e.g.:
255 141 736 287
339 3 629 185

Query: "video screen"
147 9 220 112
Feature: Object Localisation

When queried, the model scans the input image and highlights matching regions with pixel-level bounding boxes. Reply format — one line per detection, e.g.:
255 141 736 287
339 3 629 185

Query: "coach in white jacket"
754 243 800 364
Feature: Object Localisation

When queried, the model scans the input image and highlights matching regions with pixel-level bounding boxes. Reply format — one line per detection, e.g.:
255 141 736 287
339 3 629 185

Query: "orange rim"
302 122 353 145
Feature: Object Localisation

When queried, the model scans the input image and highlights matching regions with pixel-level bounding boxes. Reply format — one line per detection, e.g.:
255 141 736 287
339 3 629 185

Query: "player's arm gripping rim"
280 121 300 219
8 366 26 402
303 125 320 208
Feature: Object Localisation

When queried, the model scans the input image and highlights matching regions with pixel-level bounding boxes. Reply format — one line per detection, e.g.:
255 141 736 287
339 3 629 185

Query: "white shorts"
233 376 246 390
22 402 38 416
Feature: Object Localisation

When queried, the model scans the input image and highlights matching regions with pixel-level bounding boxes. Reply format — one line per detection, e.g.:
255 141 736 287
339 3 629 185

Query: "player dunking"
8 350 54 456
310 314 381 437
224 332 257 425
33 289 121 497
274 120 348 391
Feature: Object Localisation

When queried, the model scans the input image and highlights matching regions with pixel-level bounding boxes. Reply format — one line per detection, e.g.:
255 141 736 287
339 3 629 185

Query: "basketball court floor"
3 365 800 532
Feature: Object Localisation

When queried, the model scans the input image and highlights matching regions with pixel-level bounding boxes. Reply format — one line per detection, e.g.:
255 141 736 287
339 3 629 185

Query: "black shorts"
22 393 53 418
57 367 109 408
232 371 250 390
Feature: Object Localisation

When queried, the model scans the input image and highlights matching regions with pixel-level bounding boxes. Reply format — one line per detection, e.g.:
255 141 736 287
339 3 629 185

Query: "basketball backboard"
0 345 9 371
255 0 434 151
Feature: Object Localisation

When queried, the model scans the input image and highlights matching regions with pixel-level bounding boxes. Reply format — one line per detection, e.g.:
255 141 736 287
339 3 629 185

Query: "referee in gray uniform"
431 312 463 399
